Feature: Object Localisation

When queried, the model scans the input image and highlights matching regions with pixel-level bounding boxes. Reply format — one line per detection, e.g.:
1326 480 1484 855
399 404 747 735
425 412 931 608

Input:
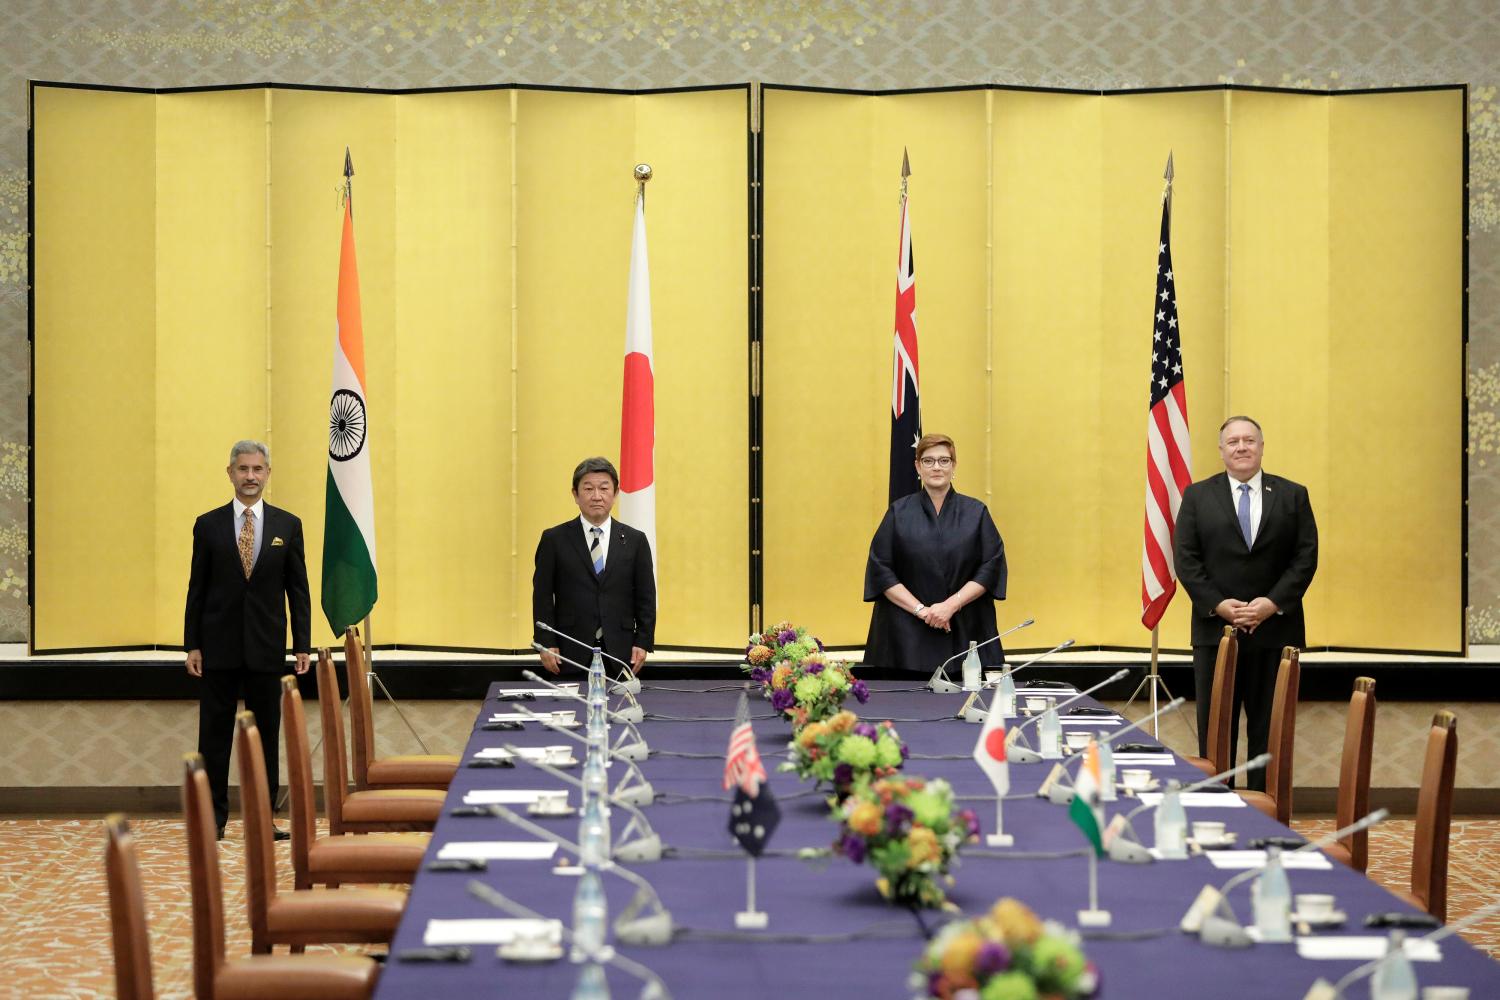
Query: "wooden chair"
280 674 432 892
1237 647 1300 823
1396 710 1458 922
179 755 380 1000
1185 626 1238 776
310 654 445 834
1324 677 1377 871
342 627 457 791
235 711 409 954
104 814 156 1000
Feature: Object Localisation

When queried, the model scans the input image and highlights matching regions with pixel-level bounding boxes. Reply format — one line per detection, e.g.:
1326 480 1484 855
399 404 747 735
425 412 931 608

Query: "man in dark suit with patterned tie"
533 457 656 675
1174 416 1318 791
184 440 311 839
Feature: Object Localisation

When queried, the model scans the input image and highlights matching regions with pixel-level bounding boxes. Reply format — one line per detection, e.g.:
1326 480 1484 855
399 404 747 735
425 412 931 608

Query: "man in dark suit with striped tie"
1174 416 1318 791
533 457 657 675
184 440 312 839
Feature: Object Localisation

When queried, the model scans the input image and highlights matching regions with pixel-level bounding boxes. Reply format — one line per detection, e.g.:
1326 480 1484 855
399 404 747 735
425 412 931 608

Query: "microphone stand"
503 742 662 861
959 639 1076 723
1104 753 1271 864
1038 697 1186 806
1005 669 1131 763
1311 895 1500 999
536 620 642 695
482 802 675 946
522 668 651 760
926 618 1033 694
467 881 674 999
509 707 655 806
533 642 644 720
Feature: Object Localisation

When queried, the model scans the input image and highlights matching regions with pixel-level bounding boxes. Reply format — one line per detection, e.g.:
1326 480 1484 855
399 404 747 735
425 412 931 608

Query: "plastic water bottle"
582 745 608 797
961 640 982 691
1097 737 1117 803
570 867 609 962
587 649 610 746
1370 929 1418 1000
1154 780 1188 859
578 794 611 866
1038 706 1063 759
997 665 1017 717
1252 845 1293 942
571 961 611 999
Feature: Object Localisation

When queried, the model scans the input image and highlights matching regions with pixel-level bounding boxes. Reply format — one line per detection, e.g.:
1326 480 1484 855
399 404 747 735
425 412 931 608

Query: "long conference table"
373 678 1500 998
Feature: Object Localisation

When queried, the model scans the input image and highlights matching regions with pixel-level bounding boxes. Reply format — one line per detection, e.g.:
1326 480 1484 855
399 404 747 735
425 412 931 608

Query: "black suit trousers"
1193 640 1279 793
197 667 282 830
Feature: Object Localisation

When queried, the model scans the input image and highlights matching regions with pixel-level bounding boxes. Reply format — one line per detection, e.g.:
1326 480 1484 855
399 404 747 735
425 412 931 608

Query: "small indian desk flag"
1069 739 1106 856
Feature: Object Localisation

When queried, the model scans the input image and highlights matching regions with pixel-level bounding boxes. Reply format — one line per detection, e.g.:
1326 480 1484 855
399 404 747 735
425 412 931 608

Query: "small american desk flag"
725 688 779 856
1140 163 1192 630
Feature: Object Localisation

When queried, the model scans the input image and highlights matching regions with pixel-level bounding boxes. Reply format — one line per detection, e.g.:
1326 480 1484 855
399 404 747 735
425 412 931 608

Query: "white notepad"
436 841 559 861
1205 850 1333 870
473 746 570 761
423 918 563 945
1110 753 1175 764
461 789 559 805
1059 717 1123 726
1135 792 1248 808
495 686 579 699
1295 936 1442 961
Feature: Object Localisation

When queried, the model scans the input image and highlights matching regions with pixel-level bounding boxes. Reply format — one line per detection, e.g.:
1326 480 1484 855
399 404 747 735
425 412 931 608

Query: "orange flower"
827 710 857 734
771 664 793 689
991 898 1043 945
848 801 882 836
793 706 809 728
938 928 983 982
797 722 828 749
907 826 941 867
747 644 773 666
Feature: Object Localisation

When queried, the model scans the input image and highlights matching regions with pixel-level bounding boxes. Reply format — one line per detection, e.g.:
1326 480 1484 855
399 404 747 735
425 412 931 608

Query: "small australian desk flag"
725 689 780 855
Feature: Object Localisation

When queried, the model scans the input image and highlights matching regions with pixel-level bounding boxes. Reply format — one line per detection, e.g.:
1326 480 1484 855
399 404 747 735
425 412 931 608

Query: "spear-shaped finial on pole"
343 147 354 213
900 147 911 201
1163 150 1174 216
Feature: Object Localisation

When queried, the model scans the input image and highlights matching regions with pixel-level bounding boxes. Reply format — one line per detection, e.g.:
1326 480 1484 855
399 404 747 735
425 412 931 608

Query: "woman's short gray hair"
229 440 271 467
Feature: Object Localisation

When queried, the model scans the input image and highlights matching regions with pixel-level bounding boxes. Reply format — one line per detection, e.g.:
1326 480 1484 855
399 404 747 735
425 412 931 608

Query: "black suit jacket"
1173 471 1318 649
532 518 656 666
184 502 312 671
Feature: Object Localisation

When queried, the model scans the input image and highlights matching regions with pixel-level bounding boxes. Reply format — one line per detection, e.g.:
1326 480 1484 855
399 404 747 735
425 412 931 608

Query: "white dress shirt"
1227 470 1264 546
580 515 612 570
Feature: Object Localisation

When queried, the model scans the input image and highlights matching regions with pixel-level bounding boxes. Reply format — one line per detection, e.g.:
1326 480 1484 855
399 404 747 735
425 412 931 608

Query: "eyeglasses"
918 456 953 468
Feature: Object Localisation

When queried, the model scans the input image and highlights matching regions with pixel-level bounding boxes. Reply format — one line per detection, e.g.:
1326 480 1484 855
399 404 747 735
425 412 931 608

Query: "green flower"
810 755 835 781
906 790 949 829
980 971 1039 1000
875 735 903 768
1029 936 1085 993
794 674 825 703
823 667 850 690
835 734 877 768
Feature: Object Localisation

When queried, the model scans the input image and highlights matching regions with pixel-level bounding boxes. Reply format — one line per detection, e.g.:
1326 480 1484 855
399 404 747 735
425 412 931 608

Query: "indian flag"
321 177 377 635
1068 739 1106 856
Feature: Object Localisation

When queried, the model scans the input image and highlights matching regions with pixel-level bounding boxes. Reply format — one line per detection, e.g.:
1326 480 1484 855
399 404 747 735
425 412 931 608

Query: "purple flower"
851 679 870 704
770 687 795 712
899 743 911 760
837 832 866 864
853 722 879 741
806 660 825 674
833 763 854 787
816 638 826 652
884 803 913 835
777 629 798 645
958 808 981 839
928 972 946 997
749 667 771 684
974 940 1011 976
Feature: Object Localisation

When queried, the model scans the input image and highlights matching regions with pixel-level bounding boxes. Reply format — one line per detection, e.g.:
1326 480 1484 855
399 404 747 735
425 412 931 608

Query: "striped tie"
590 525 604 575
238 509 256 579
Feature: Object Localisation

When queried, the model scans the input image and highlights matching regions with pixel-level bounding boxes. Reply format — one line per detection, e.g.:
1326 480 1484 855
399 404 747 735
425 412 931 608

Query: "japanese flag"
972 685 1009 796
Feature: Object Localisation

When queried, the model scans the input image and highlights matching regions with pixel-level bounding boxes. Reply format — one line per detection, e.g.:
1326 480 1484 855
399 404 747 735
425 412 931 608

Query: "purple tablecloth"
372 681 1500 998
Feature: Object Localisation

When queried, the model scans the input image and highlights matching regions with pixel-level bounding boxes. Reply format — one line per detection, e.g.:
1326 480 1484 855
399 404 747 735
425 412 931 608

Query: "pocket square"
271 537 284 547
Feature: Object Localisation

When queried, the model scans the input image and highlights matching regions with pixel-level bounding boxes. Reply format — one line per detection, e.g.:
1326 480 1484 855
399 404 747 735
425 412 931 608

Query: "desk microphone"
481 802 674 946
522 670 650 759
535 621 642 694
502 743 661 861
959 639 1077 722
508 707 655 805
1005 668 1131 763
467 880 673 999
530 645 645 722
1310 894 1500 998
1040 697 1186 805
926 618 1034 693
1104 753 1272 863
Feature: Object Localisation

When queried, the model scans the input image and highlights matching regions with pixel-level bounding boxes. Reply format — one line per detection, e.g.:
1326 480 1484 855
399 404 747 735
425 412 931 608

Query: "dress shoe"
272 827 290 842
216 825 226 841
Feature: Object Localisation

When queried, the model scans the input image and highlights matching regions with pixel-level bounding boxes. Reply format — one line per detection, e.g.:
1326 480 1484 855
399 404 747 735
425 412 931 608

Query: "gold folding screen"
32 83 1462 653
763 85 1463 652
32 84 749 652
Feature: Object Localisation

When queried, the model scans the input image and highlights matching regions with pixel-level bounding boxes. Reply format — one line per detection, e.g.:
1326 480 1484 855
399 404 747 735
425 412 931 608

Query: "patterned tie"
590 525 604 575
238 508 256 579
1237 483 1253 548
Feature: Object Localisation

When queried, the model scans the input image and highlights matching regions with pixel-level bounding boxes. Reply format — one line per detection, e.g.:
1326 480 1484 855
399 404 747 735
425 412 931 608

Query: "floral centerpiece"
910 897 1099 1000
773 651 869 725
832 776 978 910
784 710 908 795
744 621 822 684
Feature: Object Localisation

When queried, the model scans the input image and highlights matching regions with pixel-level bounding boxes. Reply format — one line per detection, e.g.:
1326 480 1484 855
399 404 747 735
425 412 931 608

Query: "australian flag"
728 782 781 857
889 166 921 506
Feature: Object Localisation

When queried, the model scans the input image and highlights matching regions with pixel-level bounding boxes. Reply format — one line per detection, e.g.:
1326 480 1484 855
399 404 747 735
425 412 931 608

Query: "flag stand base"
734 910 768 929
986 833 1014 847
1077 908 1112 927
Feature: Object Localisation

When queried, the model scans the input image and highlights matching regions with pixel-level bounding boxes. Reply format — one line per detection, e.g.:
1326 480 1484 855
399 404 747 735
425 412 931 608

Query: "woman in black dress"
863 433 1008 672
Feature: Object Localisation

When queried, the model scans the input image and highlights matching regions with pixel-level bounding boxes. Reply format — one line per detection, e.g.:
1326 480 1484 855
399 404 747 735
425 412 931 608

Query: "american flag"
888 151 922 506
723 689 767 794
1141 160 1192 630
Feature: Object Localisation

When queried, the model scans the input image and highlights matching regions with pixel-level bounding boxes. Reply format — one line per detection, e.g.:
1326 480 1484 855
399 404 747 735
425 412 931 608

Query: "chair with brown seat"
309 655 446 834
178 757 381 1000
1236 647 1300 822
281 673 432 892
235 710 409 954
104 814 156 1000
1184 626 1238 777
1396 710 1458 922
1324 677 1377 872
342 627 458 791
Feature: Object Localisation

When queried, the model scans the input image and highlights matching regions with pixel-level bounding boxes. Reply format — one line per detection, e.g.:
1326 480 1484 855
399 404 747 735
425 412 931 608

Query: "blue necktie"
1237 483 1253 548
590 526 604 575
